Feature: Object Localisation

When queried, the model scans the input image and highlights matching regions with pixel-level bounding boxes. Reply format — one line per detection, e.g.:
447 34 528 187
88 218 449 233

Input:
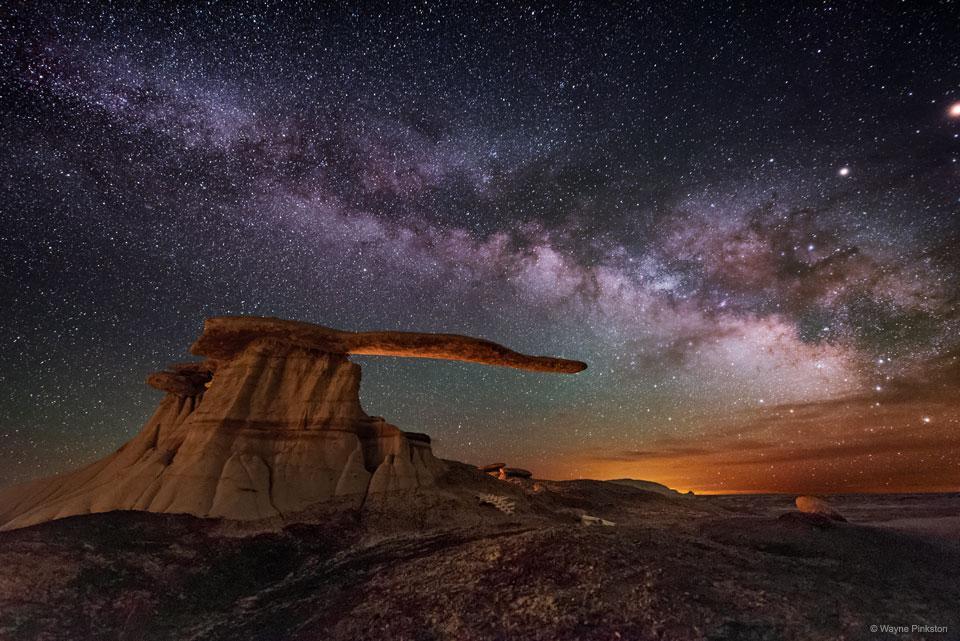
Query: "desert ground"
1 462 957 641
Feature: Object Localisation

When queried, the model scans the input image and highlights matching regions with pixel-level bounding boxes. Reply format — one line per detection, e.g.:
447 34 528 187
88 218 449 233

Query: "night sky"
2 2 959 493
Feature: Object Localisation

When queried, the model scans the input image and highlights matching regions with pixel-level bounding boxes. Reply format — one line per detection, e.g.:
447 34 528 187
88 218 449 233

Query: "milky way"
2 2 958 492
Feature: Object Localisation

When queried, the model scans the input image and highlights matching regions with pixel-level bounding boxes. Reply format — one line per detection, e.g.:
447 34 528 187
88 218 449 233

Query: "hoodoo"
0 316 585 531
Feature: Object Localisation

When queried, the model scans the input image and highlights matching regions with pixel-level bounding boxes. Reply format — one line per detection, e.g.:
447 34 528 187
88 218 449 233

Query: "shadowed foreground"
1 467 957 641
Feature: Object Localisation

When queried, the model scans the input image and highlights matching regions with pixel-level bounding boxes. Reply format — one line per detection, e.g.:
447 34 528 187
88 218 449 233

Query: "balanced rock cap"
191 316 587 373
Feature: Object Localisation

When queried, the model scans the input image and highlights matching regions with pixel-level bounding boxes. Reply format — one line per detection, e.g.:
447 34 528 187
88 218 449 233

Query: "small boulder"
504 467 532 479
795 496 846 522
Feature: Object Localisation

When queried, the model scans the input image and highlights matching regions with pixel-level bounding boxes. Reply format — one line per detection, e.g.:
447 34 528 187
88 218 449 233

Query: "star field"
1 1 958 492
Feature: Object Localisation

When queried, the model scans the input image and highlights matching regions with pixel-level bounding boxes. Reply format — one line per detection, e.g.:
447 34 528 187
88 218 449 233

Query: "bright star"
838 167 850 177
950 102 960 117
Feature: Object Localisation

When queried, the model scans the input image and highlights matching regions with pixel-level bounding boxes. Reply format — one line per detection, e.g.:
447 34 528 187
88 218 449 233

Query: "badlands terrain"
0 317 956 640
0 470 958 641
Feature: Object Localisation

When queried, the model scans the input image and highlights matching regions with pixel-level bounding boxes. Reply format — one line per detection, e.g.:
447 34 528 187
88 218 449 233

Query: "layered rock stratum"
0 316 585 531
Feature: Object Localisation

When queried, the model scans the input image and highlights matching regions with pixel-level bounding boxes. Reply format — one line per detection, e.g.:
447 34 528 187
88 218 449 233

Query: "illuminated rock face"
0 339 443 530
795 495 846 522
191 315 588 373
0 316 585 531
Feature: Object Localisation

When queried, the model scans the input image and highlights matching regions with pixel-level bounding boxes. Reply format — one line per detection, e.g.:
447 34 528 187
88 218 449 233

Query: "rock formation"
795 495 846 522
479 463 534 480
192 316 587 373
0 316 585 531
607 478 686 497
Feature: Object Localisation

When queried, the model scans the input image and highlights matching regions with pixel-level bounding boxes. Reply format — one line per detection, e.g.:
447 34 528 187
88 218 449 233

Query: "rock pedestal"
0 339 441 530
0 316 585 531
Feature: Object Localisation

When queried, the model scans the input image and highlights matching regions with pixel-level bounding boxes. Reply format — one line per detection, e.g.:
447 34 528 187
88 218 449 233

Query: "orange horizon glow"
521 382 960 495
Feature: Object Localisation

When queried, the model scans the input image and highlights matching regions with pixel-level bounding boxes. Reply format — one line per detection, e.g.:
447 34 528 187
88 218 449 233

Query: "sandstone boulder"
795 496 846 522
